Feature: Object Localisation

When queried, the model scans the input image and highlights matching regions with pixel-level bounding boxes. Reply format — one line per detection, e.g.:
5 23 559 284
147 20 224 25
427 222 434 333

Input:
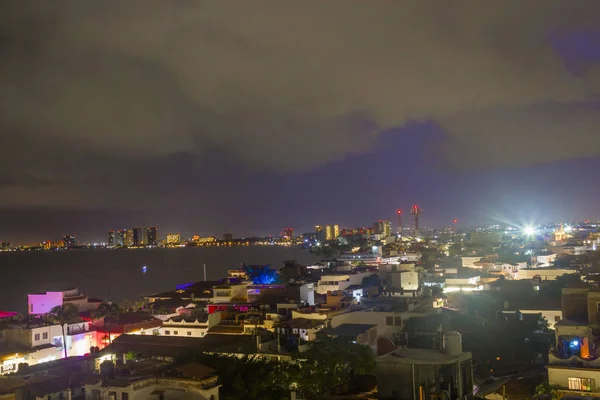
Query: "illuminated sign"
0 358 24 375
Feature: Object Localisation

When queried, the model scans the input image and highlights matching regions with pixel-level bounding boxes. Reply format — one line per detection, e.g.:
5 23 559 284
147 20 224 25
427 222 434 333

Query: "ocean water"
0 247 317 313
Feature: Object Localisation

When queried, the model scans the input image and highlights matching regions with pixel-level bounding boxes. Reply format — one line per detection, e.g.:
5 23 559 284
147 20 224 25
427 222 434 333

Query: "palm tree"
93 302 121 345
47 304 79 359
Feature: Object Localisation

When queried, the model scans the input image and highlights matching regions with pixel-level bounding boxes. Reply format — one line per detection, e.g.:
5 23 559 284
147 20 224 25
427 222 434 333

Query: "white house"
461 256 482 268
212 282 251 303
316 272 375 294
157 313 222 338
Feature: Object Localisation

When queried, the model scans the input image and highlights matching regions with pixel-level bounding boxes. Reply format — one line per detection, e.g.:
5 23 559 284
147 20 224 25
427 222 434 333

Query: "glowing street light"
523 226 536 236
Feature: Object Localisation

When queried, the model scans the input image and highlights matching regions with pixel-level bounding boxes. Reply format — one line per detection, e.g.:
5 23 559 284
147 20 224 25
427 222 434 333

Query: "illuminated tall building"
145 226 158 246
107 231 115 246
124 229 134 247
283 228 294 241
166 233 181 246
383 220 391 237
315 226 325 242
325 225 339 241
116 230 125 247
132 228 143 246
63 235 76 249
397 209 403 235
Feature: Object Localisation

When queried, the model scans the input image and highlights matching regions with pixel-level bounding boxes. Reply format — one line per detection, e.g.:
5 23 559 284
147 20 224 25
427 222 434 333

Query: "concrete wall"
27 292 63 315
548 366 600 393
461 256 482 268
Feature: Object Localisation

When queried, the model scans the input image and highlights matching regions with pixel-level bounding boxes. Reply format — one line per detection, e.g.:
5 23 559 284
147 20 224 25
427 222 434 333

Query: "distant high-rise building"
63 235 76 249
166 233 181 246
325 225 339 241
283 228 294 241
132 228 143 246
124 229 134 247
222 233 233 241
116 230 125 246
145 226 158 246
315 226 325 242
107 231 115 246
383 220 391 237
372 221 392 237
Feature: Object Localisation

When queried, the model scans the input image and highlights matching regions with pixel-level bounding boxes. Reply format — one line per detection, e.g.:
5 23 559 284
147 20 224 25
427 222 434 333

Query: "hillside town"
1 222 600 399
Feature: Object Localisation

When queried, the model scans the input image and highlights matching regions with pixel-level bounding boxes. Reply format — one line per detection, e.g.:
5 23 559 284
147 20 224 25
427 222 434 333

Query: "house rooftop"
104 334 252 358
322 324 376 337
378 347 471 365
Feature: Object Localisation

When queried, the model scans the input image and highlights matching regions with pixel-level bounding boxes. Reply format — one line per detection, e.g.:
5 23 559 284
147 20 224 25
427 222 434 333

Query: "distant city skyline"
1 3 600 244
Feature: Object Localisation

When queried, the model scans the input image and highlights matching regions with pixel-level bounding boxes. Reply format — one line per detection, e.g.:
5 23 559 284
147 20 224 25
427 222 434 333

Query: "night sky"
1 1 600 243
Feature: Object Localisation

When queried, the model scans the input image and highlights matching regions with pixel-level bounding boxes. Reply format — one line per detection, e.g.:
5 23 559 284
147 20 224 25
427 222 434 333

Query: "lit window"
569 377 594 391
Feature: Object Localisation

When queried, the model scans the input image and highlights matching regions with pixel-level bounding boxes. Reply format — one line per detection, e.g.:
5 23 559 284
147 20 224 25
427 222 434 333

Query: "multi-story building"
116 230 125 247
212 282 251 303
107 231 115 247
325 225 339 241
544 286 600 396
283 228 294 241
132 227 143 246
84 362 220 400
222 233 233 241
63 235 76 249
373 220 392 237
145 226 158 246
124 229 134 247
28 288 101 315
166 233 181 246
377 331 474 399
316 271 377 295
1 320 98 373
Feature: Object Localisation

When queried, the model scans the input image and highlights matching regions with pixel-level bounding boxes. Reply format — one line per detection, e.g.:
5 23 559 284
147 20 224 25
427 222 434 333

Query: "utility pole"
397 209 403 236
203 263 207 281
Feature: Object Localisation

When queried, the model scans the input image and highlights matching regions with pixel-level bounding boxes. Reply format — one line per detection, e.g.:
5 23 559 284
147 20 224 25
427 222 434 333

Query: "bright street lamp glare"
523 226 535 236
565 225 572 233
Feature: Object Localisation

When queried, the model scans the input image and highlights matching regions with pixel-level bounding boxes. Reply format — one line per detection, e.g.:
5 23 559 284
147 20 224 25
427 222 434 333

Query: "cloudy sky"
1 1 599 243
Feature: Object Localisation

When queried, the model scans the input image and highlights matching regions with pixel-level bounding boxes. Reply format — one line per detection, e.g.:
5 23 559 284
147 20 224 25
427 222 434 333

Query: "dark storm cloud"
1 0 600 208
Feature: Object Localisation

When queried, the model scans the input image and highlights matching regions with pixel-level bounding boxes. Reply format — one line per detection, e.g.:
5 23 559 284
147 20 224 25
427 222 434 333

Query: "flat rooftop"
378 348 471 366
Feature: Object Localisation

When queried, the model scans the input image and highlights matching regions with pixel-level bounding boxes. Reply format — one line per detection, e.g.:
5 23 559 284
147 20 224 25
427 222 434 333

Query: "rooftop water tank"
443 331 462 356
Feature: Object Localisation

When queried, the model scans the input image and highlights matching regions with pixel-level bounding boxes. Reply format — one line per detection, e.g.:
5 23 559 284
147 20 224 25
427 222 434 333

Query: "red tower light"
453 219 458 224
397 209 402 215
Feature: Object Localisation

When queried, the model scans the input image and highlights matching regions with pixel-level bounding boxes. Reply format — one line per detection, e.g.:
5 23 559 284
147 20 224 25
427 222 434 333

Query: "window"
386 317 402 326
174 331 178 335
122 393 129 400
34 333 40 341
108 392 117 400
569 377 594 391
164 330 170 335
187 331 192 336
43 332 48 339
555 316 561 322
